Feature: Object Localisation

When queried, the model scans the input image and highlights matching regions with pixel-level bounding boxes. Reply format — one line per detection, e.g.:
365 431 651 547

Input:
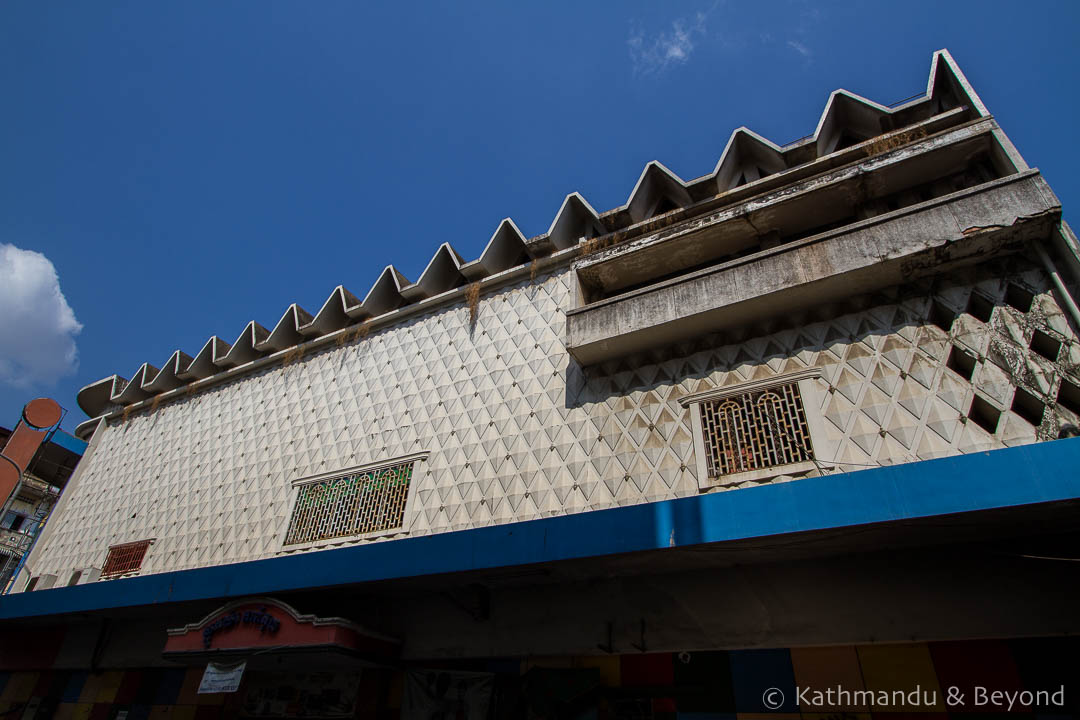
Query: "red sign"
163 597 398 658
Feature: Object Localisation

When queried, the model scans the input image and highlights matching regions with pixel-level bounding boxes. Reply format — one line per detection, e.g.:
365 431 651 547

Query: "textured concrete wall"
23 249 1079 583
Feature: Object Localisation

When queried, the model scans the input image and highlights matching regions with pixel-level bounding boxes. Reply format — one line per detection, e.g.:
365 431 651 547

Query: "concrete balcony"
0 529 30 558
566 170 1060 366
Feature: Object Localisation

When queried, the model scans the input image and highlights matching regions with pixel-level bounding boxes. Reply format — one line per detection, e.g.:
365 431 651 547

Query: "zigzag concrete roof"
77 49 988 423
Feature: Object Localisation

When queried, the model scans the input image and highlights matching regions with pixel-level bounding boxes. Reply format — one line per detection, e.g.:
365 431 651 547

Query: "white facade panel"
25 256 1077 583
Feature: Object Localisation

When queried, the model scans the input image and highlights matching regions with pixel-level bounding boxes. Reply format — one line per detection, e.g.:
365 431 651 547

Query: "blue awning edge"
1 438 1078 620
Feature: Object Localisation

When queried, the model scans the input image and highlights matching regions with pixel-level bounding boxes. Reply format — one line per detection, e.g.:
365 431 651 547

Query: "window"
682 370 830 488
700 382 814 476
100 539 153 579
284 454 422 547
1 512 26 532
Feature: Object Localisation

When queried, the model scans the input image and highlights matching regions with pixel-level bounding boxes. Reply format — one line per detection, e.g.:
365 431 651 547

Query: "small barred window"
699 381 815 478
101 539 152 579
284 460 413 546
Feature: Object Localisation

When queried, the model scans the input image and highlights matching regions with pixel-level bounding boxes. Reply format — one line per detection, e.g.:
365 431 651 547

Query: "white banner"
241 671 361 717
402 670 493 720
198 661 246 694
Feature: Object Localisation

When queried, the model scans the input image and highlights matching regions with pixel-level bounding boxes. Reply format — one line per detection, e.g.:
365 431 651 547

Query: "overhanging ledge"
566 171 1060 366
1 439 1078 621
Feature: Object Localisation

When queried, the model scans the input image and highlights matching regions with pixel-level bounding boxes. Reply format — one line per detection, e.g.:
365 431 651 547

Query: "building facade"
1 50 1079 720
0 413 86 592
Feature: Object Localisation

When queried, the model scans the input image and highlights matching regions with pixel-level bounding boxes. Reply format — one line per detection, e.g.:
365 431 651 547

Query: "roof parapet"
298 286 360 338
217 321 269 369
461 219 531 281
400 243 468 302
76 49 990 423
622 161 693 224
546 193 605 251
256 304 314 353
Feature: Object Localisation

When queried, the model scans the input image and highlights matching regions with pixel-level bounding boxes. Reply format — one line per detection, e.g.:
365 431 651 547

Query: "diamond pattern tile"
29 256 1080 581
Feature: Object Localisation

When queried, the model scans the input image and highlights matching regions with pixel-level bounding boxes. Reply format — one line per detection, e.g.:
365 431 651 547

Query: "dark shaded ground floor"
3 444 1080 719
2 636 1080 719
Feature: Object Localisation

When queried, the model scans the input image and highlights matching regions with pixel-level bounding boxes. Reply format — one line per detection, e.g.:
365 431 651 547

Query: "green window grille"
284 461 413 545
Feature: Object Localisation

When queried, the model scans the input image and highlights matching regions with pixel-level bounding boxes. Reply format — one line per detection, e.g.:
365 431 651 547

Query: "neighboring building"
1 50 1079 719
0 422 86 592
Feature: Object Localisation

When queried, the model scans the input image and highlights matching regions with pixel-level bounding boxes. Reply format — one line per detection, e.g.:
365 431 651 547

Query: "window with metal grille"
284 460 414 546
100 539 152 579
699 381 815 478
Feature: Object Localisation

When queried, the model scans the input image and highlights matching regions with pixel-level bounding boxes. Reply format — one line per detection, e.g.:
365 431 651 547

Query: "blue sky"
1 1 1078 431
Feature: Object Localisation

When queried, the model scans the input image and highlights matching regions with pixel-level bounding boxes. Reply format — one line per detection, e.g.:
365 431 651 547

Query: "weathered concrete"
575 115 1003 299
567 172 1061 365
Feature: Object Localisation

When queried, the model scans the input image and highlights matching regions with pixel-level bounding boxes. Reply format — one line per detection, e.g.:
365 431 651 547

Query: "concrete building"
0 414 86 592
1 50 1078 719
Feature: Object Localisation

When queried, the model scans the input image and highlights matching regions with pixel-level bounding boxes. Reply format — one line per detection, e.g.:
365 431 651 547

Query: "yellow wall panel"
68 703 94 720
93 670 124 703
0 671 38 704
576 656 620 687
172 705 198 720
76 671 103 704
856 643 944 712
791 645 867 711
176 667 203 705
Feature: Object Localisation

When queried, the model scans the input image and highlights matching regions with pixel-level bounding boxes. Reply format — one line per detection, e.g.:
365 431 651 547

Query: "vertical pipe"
1034 242 1080 331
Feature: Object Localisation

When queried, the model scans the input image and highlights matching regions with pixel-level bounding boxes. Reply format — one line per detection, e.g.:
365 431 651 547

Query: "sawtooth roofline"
76 49 989 429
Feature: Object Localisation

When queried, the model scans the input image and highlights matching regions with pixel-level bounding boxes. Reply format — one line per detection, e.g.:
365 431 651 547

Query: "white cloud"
628 10 709 76
787 40 812 59
0 244 83 388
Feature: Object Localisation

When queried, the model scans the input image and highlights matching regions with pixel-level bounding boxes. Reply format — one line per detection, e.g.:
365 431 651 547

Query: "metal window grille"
284 461 413 546
700 381 814 478
100 539 152 579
